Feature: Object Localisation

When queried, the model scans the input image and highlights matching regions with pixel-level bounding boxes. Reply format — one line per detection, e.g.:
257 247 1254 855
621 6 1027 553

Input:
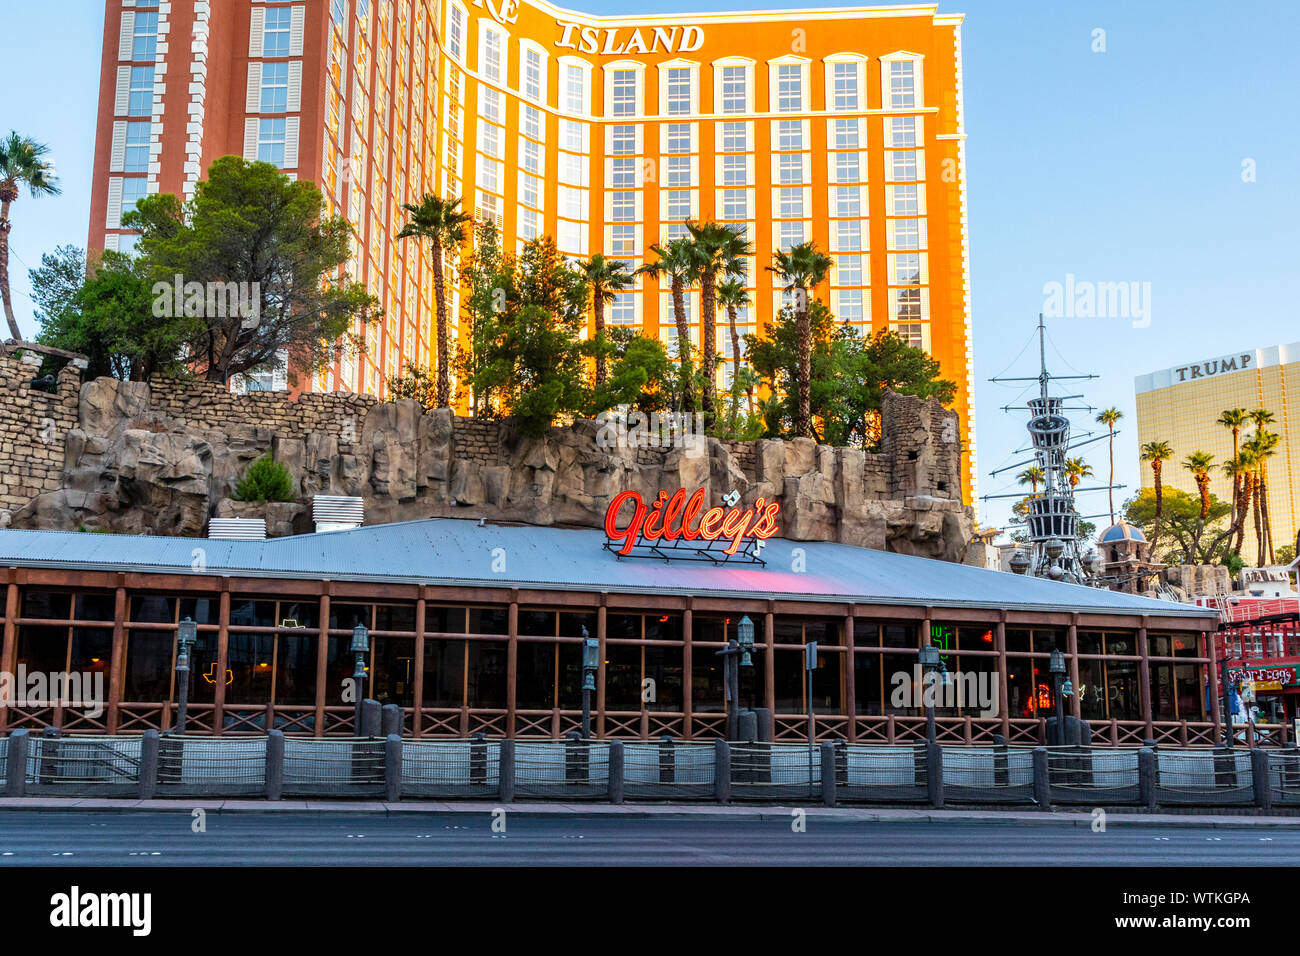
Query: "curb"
2 798 1300 829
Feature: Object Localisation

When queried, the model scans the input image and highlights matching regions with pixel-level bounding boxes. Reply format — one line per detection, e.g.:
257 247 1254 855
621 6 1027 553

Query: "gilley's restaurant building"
0 503 1227 747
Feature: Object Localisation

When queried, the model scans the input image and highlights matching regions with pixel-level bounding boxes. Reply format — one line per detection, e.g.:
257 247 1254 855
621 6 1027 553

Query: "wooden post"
212 588 231 736
764 608 775 717
995 617 1010 740
506 597 518 737
843 608 856 743
1137 620 1153 740
1208 632 1223 739
107 585 126 734
412 597 425 737
1067 616 1080 720
315 590 330 738
596 602 607 738
682 606 693 739
0 581 17 732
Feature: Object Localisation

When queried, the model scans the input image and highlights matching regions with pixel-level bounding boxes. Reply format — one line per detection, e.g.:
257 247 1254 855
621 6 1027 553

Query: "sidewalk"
2 796 1299 828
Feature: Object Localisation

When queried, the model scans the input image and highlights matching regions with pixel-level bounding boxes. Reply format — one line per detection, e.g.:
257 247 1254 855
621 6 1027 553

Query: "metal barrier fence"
1 728 1296 810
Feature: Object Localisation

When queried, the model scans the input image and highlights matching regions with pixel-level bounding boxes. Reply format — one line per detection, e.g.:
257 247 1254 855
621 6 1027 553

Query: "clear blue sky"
3 0 1298 534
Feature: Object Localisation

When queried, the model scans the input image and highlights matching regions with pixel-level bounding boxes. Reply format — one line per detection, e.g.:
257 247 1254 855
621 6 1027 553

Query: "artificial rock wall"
1 354 975 561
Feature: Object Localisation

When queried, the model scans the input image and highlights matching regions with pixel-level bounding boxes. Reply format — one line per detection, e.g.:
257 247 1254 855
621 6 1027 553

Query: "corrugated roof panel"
0 520 1212 619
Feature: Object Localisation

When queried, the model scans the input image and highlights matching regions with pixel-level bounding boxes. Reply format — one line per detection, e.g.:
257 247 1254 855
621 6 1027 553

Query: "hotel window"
132 11 158 61
128 66 154 116
893 253 922 284
260 61 290 112
610 124 636 155
835 254 863 285
894 322 924 348
890 218 920 250
721 66 747 114
664 123 692 154
257 118 287 166
448 4 464 61
559 151 586 185
776 63 803 112
831 62 859 111
610 293 636 326
477 156 501 194
777 221 805 251
838 289 865 321
520 138 541 175
833 186 862 218
889 60 917 109
775 120 803 152
721 122 748 152
523 48 543 102
521 104 542 142
518 207 541 242
479 123 502 159
564 64 586 115
665 189 692 221
610 224 636 255
895 287 922 320
721 188 748 220
560 119 587 153
665 155 692 187
611 155 637 188
124 121 151 172
263 7 292 57
480 28 503 82
610 191 635 222
520 173 541 209
776 187 804 219
665 68 692 116
611 69 638 117
479 87 502 124
836 219 863 250
888 150 919 181
890 183 919 215
833 152 861 183
777 153 804 185
832 118 860 149
721 153 747 186
888 116 918 147
120 176 148 217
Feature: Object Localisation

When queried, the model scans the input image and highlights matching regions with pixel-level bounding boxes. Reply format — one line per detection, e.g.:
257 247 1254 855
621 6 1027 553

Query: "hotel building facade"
1135 342 1300 567
86 0 976 500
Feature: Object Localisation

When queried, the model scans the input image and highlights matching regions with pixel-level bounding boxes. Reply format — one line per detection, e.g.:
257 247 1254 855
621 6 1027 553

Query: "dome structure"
1099 521 1146 544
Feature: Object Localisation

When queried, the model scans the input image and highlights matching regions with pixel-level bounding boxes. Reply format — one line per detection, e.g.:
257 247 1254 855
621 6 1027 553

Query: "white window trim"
602 60 645 119
518 38 549 104
766 55 811 114
657 59 700 118
712 56 755 116
879 50 925 111
823 54 868 113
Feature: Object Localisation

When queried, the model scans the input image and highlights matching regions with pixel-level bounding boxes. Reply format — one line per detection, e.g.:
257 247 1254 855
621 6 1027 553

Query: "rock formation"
7 370 975 562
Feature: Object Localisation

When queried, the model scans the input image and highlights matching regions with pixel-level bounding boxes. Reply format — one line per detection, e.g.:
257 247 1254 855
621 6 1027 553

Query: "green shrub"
233 455 296 503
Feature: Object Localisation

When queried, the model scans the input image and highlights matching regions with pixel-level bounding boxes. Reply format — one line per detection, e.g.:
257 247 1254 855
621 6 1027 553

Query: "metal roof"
0 519 1213 619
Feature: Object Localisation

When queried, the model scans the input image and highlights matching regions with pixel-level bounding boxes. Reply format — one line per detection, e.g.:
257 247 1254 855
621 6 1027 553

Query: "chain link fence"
24 735 142 797
836 744 929 804
283 738 385 798
729 743 820 802
623 740 715 801
1268 750 1300 806
1044 746 1141 806
941 745 1034 804
156 737 266 797
402 739 501 799
511 740 610 800
1155 748 1254 806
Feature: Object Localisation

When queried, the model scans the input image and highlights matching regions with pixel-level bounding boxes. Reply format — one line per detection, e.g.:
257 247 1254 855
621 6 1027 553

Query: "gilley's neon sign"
603 489 780 558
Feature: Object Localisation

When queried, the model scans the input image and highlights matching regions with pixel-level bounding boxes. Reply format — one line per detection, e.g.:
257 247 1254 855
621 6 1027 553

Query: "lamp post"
581 626 599 739
350 622 369 735
1049 648 1066 746
919 642 940 742
174 617 197 735
716 615 756 741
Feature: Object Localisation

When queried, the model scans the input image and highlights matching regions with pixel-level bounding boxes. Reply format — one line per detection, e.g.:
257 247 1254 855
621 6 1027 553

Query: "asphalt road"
0 811 1297 865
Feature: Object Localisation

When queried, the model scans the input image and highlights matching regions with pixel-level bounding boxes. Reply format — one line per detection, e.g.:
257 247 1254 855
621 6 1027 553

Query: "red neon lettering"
605 490 646 555
602 488 782 554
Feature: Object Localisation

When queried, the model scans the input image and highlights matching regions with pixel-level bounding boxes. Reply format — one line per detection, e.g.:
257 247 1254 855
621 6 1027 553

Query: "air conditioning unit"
313 495 364 533
208 518 267 540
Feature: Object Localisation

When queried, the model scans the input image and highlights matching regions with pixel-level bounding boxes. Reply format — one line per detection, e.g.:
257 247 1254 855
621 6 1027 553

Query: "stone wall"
0 356 80 513
3 360 976 561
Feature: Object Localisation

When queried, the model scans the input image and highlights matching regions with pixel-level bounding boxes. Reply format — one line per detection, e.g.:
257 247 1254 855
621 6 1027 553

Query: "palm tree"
716 277 753 417
638 238 698 412
396 194 472 409
1065 456 1094 488
686 221 751 425
1217 408 1249 528
768 241 833 439
1245 428 1280 563
0 133 62 342
1182 451 1215 520
1096 407 1122 523
1221 451 1256 556
1140 440 1174 526
576 254 633 386
1016 466 1045 495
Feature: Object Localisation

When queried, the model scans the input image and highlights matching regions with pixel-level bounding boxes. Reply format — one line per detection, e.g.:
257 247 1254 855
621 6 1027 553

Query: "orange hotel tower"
86 0 976 501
